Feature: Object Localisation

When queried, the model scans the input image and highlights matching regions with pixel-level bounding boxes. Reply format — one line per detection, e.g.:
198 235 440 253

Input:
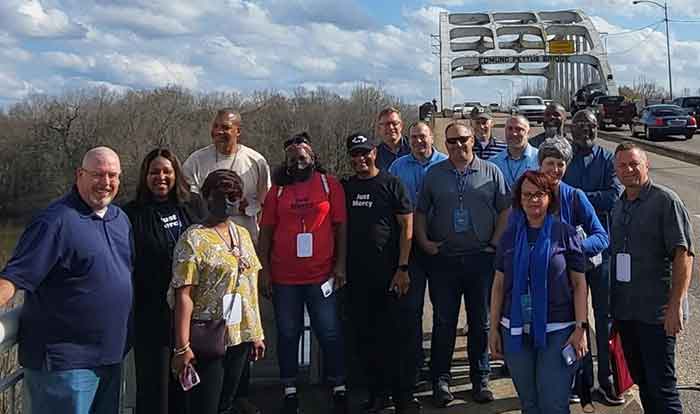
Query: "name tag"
222 293 242 325
296 233 313 258
616 253 631 282
453 209 470 233
321 278 335 298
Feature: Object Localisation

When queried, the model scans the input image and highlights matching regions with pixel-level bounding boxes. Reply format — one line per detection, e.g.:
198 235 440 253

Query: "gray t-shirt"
417 157 511 256
610 180 695 323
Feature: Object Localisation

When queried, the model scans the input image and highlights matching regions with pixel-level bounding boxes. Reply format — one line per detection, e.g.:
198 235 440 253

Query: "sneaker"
332 390 348 414
432 379 454 407
569 394 581 404
598 383 626 405
472 385 494 404
282 393 300 414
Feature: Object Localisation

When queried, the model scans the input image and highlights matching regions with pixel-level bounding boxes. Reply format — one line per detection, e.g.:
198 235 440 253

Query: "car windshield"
517 98 542 105
684 98 700 107
464 102 481 107
650 106 684 116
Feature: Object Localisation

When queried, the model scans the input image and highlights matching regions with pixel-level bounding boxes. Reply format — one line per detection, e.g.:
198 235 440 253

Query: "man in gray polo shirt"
415 121 511 407
611 142 694 414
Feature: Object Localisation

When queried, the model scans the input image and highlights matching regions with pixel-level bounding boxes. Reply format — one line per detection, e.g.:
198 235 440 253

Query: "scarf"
507 210 553 352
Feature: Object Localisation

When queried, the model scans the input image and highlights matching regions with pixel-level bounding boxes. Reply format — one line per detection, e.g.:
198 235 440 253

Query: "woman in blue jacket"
490 170 589 414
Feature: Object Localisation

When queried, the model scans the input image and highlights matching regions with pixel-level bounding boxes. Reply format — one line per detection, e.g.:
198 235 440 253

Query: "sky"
0 0 699 108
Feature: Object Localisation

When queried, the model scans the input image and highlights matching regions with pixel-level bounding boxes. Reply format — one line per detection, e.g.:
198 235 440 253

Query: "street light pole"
633 0 673 99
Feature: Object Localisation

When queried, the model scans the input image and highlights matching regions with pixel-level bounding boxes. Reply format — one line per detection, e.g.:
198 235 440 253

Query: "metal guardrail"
0 307 23 414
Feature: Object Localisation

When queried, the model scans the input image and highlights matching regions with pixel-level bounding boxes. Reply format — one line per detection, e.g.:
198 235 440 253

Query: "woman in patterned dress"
169 169 265 414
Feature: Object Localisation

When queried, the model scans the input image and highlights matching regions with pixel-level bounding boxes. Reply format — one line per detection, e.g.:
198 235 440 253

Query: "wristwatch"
575 321 589 329
398 264 409 272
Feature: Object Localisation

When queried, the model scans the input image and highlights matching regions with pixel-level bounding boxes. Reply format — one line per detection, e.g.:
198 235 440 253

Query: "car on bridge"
630 104 697 140
671 96 700 130
463 101 482 118
512 96 546 124
590 95 637 130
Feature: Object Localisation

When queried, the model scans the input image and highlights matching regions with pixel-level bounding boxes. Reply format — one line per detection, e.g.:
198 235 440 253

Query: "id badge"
321 278 335 298
296 233 313 258
520 294 532 323
616 253 631 282
222 293 242 325
453 209 470 233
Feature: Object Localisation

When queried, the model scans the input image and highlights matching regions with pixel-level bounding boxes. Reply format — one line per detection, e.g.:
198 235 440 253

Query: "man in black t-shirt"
342 133 419 414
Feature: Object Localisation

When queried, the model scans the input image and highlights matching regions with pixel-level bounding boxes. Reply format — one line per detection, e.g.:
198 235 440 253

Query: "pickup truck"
590 95 637 129
571 83 606 115
671 96 700 129
512 96 546 123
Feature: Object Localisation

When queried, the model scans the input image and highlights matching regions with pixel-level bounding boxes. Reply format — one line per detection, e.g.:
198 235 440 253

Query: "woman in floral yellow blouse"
168 169 265 414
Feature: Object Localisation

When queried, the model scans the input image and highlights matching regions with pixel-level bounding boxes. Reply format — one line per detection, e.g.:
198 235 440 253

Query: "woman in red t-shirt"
258 132 348 414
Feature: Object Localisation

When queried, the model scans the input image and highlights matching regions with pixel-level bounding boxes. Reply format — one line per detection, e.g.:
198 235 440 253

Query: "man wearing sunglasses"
182 108 271 414
415 122 511 407
563 109 625 406
470 106 506 161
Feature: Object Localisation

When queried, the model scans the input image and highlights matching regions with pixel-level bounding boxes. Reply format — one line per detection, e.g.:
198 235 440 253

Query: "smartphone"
179 364 201 391
561 344 577 366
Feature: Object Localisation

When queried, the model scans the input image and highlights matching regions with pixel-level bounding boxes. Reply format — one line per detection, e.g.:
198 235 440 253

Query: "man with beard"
0 147 133 414
530 103 568 148
470 106 506 160
182 108 270 414
375 107 411 170
259 132 348 414
490 115 540 188
342 133 419 413
563 109 625 406
183 108 271 241
389 121 447 387
415 122 511 407
611 142 693 414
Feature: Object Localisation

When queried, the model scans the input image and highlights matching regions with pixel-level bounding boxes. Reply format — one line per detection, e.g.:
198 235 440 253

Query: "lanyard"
620 199 639 252
454 169 470 208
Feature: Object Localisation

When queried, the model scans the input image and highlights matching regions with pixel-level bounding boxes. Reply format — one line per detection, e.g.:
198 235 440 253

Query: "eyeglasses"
379 121 401 128
445 136 472 145
82 169 121 182
284 136 310 149
473 118 491 125
350 148 371 158
521 191 548 201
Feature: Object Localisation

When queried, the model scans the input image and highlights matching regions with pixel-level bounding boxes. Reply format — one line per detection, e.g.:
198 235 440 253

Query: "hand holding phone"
179 363 201 391
561 344 577 366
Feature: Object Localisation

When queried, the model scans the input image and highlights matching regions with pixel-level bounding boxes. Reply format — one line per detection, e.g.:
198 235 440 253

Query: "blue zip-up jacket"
558 182 609 257
562 144 624 229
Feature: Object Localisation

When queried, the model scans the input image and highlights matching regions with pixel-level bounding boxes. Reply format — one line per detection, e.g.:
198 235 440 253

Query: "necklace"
216 145 240 172
212 222 241 256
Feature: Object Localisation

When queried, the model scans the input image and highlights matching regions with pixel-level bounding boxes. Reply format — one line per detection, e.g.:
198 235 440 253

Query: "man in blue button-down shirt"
563 110 625 405
490 115 540 188
375 107 411 170
388 121 447 385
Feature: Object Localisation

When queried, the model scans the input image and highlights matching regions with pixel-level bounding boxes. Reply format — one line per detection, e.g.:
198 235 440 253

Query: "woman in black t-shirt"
123 148 203 414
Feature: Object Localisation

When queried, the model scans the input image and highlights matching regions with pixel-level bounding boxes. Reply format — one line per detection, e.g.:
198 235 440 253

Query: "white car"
462 101 482 118
452 104 465 118
512 96 546 123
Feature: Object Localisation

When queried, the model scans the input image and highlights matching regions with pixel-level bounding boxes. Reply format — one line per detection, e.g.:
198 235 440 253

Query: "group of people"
0 102 693 414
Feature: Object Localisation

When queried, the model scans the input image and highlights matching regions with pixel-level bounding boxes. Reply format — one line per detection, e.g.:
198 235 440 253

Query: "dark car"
590 95 637 129
630 104 697 140
671 96 700 129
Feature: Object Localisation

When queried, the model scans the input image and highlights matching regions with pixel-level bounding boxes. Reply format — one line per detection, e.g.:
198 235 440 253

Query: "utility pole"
431 34 442 110
633 0 673 99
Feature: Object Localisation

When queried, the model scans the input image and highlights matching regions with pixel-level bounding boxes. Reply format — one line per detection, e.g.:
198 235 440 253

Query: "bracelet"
173 342 190 356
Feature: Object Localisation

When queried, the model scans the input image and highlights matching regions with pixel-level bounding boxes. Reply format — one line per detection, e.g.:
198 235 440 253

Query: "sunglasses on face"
284 136 311 149
350 148 371 158
445 136 472 145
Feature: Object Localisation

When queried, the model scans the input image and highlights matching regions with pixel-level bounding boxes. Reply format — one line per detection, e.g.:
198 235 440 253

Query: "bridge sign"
477 55 571 65
548 39 575 54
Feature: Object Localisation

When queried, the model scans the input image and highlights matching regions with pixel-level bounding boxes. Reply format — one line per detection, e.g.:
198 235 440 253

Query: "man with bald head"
0 147 133 414
530 103 567 148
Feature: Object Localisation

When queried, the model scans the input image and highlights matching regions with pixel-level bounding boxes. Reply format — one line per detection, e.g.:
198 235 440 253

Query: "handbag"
609 325 635 395
189 223 247 359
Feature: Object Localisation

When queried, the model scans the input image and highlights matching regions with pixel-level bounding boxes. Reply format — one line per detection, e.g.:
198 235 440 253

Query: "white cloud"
292 56 338 75
41 52 95 73
0 0 86 38
98 53 202 89
88 5 192 36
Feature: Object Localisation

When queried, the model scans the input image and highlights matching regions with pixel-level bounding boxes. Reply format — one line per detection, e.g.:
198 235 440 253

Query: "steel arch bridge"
438 9 618 109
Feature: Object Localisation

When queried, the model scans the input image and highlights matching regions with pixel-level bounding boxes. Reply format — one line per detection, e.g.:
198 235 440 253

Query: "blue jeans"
429 252 493 387
616 320 682 414
23 364 122 414
272 282 345 386
504 327 577 414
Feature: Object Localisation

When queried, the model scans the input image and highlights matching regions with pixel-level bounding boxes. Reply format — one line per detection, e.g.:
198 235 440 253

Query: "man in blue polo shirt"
375 107 411 170
490 115 539 188
0 147 133 414
388 121 447 385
